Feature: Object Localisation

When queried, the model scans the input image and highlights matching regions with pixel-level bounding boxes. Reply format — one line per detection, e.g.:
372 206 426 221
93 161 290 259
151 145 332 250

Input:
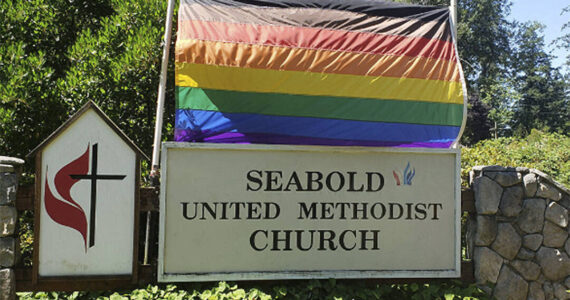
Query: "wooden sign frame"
28 101 148 285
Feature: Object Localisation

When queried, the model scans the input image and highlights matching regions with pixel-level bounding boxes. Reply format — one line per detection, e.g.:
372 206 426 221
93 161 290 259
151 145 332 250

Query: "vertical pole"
450 0 458 38
450 0 460 149
147 0 176 265
143 210 151 265
150 0 176 177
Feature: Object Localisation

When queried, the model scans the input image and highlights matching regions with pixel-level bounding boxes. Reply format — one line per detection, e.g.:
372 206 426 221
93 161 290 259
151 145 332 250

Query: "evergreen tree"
457 0 515 139
510 22 568 135
555 5 569 73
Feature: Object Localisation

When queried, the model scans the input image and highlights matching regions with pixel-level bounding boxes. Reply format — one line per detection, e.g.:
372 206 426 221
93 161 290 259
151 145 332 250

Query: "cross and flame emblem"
44 143 125 251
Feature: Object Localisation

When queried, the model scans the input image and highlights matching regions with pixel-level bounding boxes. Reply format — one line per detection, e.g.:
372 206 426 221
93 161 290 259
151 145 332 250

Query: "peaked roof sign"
31 101 143 278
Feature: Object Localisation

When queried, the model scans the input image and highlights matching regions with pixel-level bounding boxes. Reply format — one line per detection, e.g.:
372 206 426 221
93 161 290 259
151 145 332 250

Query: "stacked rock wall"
470 166 570 300
0 156 23 300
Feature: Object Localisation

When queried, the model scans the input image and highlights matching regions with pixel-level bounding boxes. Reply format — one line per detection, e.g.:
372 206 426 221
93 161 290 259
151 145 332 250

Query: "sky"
508 0 568 69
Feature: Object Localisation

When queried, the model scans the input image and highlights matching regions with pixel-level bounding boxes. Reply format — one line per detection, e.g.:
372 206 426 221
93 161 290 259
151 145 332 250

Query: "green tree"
510 22 569 135
0 0 175 163
555 5 569 73
457 0 515 139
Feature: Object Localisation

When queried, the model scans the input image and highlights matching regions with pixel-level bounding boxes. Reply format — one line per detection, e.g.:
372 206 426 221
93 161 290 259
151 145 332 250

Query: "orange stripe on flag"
176 39 461 82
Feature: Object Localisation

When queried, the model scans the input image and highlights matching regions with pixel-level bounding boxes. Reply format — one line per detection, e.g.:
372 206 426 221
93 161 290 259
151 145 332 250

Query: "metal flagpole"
151 0 176 177
450 0 463 149
146 0 176 265
450 0 458 38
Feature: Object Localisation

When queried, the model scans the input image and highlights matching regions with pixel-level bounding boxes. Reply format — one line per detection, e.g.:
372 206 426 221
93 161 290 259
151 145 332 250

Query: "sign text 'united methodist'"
159 143 461 281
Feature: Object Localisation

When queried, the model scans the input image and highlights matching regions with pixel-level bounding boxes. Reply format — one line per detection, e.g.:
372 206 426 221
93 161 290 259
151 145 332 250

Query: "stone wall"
470 166 570 300
0 156 23 300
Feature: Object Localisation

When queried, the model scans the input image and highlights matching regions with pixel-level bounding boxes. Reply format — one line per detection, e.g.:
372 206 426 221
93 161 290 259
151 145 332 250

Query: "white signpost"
159 143 461 281
30 102 144 280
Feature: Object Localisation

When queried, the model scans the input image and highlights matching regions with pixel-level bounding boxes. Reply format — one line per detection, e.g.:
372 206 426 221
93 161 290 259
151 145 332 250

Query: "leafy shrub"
461 130 570 187
19 281 489 300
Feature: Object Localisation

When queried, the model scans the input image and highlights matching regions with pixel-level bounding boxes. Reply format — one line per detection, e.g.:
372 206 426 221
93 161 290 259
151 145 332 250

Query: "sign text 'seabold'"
159 143 460 281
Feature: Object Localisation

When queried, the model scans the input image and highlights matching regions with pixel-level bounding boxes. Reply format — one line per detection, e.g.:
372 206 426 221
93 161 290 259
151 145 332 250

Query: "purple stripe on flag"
174 130 454 148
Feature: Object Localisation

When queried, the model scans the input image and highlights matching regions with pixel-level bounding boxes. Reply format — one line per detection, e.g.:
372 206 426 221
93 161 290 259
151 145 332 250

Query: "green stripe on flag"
176 86 463 127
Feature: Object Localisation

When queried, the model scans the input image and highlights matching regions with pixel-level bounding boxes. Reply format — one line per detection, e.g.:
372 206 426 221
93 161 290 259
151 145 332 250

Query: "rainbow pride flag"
175 0 467 148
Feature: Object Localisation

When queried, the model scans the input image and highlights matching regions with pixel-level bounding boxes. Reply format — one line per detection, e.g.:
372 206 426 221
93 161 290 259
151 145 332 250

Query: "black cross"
70 143 126 248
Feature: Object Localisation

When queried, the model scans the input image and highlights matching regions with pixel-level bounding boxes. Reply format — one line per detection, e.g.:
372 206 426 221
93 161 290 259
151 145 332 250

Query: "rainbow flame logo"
393 162 416 186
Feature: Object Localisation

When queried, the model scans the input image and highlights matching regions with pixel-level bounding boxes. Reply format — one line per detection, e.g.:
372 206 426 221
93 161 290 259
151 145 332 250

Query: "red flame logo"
44 145 89 250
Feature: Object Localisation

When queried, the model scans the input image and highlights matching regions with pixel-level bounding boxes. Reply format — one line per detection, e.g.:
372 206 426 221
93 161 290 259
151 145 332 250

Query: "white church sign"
159 143 461 281
30 101 145 280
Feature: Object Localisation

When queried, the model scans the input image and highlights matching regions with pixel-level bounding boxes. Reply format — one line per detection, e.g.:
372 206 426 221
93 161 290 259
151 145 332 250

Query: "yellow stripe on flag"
175 63 464 104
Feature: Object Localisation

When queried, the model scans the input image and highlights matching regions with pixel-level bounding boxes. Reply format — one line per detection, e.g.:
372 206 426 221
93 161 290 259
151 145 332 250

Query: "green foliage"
18 210 34 266
0 0 175 168
459 2 569 138
3 1 568 299
461 130 570 187
19 281 489 300
456 0 518 139
554 5 570 72
461 95 492 145
510 22 569 136
457 0 513 88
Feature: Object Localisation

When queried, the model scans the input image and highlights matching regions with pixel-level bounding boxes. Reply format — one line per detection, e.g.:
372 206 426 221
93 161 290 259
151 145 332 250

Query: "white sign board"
37 106 137 277
159 143 460 281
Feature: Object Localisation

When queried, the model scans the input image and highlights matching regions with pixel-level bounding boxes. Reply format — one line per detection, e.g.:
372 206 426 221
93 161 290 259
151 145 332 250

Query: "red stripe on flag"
178 20 456 61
